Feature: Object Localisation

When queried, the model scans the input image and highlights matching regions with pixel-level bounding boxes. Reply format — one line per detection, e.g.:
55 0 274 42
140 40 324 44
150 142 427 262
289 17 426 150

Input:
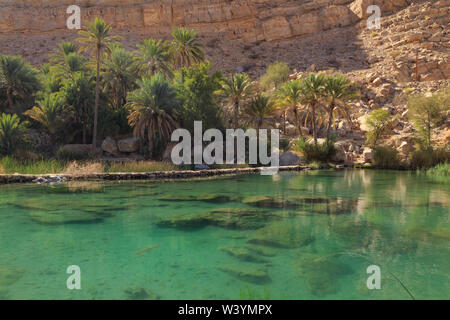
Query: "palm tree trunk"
234 100 239 130
92 46 101 151
6 89 13 111
82 127 87 145
312 104 317 144
327 104 334 140
293 106 303 137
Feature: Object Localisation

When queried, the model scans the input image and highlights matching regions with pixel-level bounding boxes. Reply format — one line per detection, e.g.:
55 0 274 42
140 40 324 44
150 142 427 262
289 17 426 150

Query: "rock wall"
0 0 409 42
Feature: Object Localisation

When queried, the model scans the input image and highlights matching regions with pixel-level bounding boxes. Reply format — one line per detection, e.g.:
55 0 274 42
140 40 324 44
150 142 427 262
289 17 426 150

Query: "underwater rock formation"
220 246 269 263
218 262 271 285
0 266 24 286
124 286 161 300
155 208 278 230
157 194 237 203
248 222 314 248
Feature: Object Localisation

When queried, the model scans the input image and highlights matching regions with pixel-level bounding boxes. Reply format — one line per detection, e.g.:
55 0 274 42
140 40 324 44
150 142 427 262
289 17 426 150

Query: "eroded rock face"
0 0 409 43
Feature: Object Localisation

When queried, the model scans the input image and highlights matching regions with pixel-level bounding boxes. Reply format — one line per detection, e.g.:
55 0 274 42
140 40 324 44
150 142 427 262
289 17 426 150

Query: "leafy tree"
275 79 304 136
174 63 223 133
245 93 275 131
299 73 326 144
0 55 40 112
0 113 26 155
77 18 121 149
23 92 67 143
103 45 138 110
218 73 254 129
170 27 205 69
60 72 96 144
259 62 290 91
127 74 179 157
136 39 173 79
408 90 449 150
365 109 391 148
323 74 358 139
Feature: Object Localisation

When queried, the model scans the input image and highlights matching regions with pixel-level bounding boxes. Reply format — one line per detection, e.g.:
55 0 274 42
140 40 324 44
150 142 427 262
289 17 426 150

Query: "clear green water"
0 170 448 300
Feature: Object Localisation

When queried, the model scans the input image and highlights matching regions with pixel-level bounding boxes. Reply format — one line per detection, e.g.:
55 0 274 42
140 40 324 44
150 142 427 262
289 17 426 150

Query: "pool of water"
0 170 448 300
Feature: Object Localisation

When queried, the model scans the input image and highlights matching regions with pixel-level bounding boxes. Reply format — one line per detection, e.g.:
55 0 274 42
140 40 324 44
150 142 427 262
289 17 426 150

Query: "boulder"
101 137 118 155
118 137 140 153
162 142 178 162
363 147 374 162
279 152 301 166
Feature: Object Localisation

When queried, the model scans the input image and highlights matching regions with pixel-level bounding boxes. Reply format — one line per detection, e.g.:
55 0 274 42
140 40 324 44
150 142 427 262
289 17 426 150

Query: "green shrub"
365 109 392 148
426 163 449 183
279 138 291 153
0 113 27 155
410 148 450 169
259 62 290 91
374 146 400 169
293 137 336 162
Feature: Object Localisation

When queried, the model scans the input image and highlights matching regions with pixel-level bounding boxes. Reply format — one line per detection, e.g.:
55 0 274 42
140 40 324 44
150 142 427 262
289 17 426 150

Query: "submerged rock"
243 244 278 257
0 266 24 286
293 253 352 297
157 194 235 203
218 262 271 284
155 208 277 230
124 286 160 300
29 210 107 225
220 246 269 263
248 222 314 248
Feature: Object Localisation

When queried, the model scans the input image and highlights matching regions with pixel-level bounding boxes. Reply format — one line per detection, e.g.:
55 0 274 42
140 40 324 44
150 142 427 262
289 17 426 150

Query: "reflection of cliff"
0 0 408 42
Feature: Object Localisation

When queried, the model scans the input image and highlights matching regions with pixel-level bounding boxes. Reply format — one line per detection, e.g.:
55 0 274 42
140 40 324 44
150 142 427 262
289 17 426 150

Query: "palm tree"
54 52 86 78
299 73 326 144
245 94 275 132
136 39 173 79
24 93 66 143
170 27 205 69
275 79 304 136
49 41 78 65
126 74 179 157
103 46 137 109
323 74 358 139
0 55 40 112
0 113 26 155
77 17 121 150
218 73 253 129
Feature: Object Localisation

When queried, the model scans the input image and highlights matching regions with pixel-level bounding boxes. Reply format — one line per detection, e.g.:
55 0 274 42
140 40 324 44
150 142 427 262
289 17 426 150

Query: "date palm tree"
275 79 304 136
0 55 40 112
24 92 66 143
170 27 205 69
299 73 326 144
77 17 121 150
126 74 179 157
218 73 254 129
245 94 276 132
103 46 137 109
53 52 86 78
0 113 26 155
136 39 173 79
323 74 358 139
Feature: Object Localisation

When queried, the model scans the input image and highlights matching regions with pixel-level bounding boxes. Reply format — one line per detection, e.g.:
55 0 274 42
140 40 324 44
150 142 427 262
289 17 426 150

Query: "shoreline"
0 165 325 184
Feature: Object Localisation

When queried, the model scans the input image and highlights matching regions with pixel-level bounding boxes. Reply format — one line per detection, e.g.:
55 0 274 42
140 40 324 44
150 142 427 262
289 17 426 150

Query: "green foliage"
244 93 275 130
170 27 205 68
0 156 67 174
279 138 291 153
259 62 290 91
365 109 392 148
374 146 400 169
293 137 337 162
408 89 449 150
410 148 450 169
136 39 173 79
0 55 40 112
0 113 27 155
127 74 179 157
174 63 224 133
426 163 449 183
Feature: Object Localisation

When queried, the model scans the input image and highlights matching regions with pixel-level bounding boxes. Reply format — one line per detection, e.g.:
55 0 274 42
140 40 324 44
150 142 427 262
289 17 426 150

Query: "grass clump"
410 148 450 169
426 163 449 184
374 146 401 169
293 137 336 163
63 161 104 175
0 156 66 174
104 161 178 173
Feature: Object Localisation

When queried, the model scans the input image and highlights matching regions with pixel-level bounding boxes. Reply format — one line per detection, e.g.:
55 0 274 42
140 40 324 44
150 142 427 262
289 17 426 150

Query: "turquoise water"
0 170 448 300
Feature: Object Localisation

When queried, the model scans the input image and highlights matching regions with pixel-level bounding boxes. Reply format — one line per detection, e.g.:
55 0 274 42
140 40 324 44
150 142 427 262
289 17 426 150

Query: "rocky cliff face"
0 0 409 42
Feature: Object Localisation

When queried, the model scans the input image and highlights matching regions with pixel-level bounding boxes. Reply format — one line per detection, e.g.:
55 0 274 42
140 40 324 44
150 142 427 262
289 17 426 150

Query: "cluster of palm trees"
0 17 359 158
222 72 359 145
